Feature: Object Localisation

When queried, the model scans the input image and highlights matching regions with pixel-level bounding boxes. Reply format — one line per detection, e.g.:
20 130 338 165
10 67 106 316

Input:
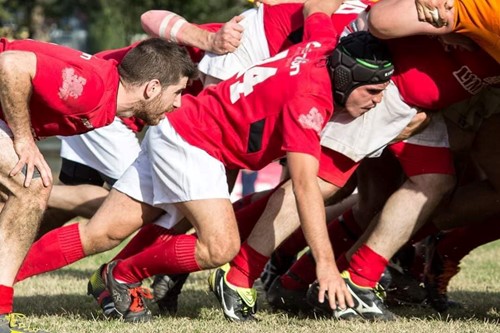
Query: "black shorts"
59 158 117 186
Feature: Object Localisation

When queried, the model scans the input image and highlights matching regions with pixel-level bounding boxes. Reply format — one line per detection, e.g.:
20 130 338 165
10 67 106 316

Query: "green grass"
14 240 500 333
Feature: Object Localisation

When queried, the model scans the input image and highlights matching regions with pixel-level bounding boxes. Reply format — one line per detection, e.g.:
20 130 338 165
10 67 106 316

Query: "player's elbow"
366 9 399 39
0 51 36 79
0 51 19 72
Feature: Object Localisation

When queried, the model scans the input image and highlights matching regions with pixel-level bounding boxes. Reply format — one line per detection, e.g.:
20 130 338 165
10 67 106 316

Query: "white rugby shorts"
59 117 141 180
113 118 229 229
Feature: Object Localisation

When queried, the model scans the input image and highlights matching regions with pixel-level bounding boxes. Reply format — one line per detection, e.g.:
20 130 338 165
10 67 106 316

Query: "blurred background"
0 0 251 52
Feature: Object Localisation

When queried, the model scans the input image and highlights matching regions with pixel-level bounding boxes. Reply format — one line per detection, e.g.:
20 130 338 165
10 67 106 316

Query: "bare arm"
287 152 354 310
141 10 244 54
368 0 454 39
390 111 431 143
0 51 52 187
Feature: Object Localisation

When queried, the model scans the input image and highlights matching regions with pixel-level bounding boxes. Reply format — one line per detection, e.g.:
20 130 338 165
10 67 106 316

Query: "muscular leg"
109 197 241 290
48 184 109 218
272 154 403 295
350 173 455 261
0 137 51 312
175 198 240 269
16 188 163 282
37 184 110 238
80 189 164 255
246 177 340 256
434 114 500 228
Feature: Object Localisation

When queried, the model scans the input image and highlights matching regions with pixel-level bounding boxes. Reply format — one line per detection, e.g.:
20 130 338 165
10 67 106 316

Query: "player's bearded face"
134 77 188 125
133 93 171 126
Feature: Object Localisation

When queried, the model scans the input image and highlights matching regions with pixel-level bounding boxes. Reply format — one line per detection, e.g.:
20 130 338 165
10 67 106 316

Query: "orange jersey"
453 0 500 62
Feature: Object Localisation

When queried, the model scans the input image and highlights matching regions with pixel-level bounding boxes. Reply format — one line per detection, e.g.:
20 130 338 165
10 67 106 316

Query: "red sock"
16 223 84 283
328 208 362 257
348 244 388 288
0 285 13 314
280 252 316 290
438 219 500 263
112 234 200 284
235 193 272 242
226 242 269 288
235 181 286 241
113 224 173 261
275 227 307 259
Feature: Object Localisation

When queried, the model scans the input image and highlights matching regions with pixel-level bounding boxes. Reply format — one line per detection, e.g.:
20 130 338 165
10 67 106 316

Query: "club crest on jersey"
299 107 324 134
59 67 87 100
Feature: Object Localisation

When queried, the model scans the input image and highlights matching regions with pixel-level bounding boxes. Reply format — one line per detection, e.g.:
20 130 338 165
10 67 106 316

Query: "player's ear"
145 79 161 99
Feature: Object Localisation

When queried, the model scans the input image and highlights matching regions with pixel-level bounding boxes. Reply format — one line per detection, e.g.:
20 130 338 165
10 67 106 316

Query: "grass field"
15 239 500 333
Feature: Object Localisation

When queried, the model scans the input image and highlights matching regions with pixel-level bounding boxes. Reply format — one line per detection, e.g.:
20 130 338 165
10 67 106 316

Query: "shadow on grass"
13 280 500 324
362 290 500 323
15 289 215 321
15 293 103 320
42 267 96 281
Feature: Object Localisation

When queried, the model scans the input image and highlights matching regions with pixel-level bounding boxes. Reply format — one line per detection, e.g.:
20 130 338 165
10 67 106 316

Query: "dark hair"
118 38 198 88
328 31 394 106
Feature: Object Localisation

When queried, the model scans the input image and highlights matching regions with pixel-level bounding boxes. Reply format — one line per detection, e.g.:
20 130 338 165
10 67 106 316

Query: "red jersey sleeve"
0 38 120 137
281 94 331 161
303 12 337 44
27 51 118 137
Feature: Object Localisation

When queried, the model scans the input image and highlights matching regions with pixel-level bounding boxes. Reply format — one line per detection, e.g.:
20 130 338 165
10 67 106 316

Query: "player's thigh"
174 198 239 245
174 198 240 266
0 137 23 187
83 188 164 243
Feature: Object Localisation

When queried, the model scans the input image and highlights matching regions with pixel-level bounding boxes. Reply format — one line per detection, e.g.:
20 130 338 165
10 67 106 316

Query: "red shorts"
388 141 455 177
318 147 359 187
318 141 455 187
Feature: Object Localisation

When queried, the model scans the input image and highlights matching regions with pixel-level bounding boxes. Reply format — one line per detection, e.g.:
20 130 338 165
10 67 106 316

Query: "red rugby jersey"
388 35 500 110
0 38 119 138
168 13 337 170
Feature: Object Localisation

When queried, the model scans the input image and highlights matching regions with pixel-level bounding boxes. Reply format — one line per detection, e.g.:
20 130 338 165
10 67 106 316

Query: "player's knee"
203 236 240 268
81 223 125 255
430 174 455 198
13 180 51 211
410 173 455 199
